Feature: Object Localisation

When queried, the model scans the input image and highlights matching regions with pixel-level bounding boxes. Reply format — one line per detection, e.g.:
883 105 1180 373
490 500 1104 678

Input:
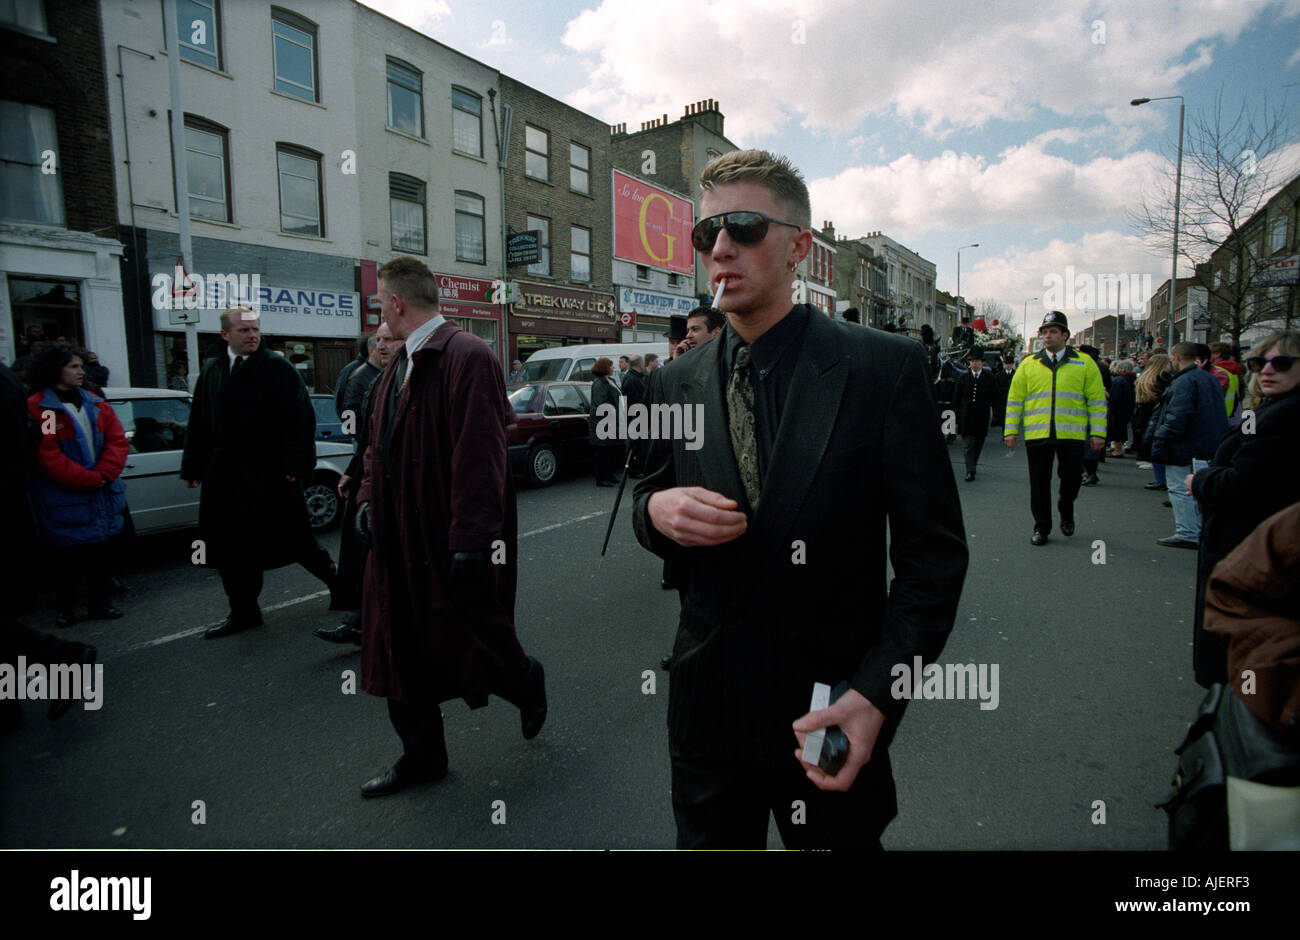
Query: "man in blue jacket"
1148 342 1228 548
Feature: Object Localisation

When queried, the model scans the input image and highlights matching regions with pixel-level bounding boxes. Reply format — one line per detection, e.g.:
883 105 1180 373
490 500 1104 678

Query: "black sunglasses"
691 211 803 252
1245 354 1295 373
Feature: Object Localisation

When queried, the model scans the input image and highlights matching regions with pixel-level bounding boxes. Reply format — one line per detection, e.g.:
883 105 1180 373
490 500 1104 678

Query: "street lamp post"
1023 296 1038 355
956 243 978 330
1131 95 1185 349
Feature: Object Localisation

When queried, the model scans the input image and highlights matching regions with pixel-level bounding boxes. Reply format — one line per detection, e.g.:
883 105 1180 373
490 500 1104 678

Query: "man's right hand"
647 487 748 547
1004 435 1017 452
355 501 372 548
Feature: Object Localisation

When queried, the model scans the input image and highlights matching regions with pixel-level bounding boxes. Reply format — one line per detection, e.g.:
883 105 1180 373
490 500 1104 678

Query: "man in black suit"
182 306 335 638
953 347 997 481
632 150 968 848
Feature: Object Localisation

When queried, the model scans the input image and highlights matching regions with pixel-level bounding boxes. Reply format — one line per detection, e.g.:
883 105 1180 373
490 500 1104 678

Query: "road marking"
121 590 331 653
123 512 608 652
520 510 606 539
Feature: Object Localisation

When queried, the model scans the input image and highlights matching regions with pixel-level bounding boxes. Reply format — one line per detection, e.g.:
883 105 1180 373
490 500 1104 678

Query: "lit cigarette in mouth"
712 277 726 309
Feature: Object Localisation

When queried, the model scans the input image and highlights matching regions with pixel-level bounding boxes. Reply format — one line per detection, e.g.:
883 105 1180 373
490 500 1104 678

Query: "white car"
100 387 353 536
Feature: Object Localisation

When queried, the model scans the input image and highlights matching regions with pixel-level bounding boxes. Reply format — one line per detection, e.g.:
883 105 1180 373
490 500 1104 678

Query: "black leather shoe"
55 612 75 628
520 657 547 740
204 616 261 639
964 471 975 481
1060 520 1075 537
360 759 447 798
1144 481 1165 490
1030 530 1048 546
314 623 362 645
1081 474 1100 486
1156 536 1198 549
659 655 673 671
49 645 97 721
87 605 123 620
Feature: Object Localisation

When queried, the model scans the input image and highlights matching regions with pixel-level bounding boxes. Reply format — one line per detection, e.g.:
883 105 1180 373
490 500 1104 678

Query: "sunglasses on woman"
1245 354 1295 373
691 211 804 252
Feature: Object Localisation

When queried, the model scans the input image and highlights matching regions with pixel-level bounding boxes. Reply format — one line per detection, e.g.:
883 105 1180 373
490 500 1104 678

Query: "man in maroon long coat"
355 257 547 797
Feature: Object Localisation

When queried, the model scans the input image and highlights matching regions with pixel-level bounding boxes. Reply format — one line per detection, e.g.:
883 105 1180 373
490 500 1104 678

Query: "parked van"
513 342 671 383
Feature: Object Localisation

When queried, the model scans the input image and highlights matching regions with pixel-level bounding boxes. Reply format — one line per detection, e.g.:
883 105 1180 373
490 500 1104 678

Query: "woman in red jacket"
25 344 129 627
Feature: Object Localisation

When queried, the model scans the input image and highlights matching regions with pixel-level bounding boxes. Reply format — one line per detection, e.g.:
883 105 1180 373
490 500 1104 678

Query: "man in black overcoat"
953 347 997 481
181 306 335 638
633 150 968 848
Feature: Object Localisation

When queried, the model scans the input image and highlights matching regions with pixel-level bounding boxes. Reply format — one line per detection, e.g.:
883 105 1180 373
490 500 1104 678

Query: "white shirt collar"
404 313 446 361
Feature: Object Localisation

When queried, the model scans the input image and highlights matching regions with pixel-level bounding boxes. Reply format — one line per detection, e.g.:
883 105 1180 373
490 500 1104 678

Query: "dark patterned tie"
727 344 760 509
230 356 243 376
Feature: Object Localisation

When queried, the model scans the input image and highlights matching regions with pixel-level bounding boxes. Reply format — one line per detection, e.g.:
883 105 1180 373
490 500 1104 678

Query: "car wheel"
526 443 559 487
304 474 341 529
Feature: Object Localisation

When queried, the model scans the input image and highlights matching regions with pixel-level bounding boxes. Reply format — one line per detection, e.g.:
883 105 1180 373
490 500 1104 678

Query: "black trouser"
1025 440 1084 533
670 749 895 849
387 698 449 774
961 423 988 474
49 541 113 615
219 543 334 625
592 445 621 484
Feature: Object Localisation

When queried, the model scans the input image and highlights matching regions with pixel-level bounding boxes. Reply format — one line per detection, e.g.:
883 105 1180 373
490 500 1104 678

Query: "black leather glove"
448 550 492 606
355 501 372 548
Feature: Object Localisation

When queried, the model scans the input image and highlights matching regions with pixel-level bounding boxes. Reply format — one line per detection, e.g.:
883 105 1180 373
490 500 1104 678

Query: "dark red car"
507 380 593 486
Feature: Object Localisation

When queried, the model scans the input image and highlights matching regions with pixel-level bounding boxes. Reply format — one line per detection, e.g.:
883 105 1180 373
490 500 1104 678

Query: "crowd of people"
3 147 1295 849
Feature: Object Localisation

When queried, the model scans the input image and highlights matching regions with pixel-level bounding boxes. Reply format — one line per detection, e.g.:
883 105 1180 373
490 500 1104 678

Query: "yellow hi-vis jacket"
1004 347 1107 443
1213 364 1239 417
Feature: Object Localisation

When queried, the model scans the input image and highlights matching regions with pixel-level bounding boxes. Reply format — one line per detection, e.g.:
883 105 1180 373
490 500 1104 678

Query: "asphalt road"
1 434 1205 849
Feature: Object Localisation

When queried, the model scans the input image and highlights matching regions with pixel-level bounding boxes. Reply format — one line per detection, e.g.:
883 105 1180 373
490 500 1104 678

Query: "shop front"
617 284 696 342
1 224 127 377
509 281 617 363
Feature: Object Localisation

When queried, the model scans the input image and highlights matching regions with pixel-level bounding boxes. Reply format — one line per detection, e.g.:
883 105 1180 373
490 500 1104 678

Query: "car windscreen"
108 398 192 453
508 385 539 413
311 396 339 426
516 357 567 381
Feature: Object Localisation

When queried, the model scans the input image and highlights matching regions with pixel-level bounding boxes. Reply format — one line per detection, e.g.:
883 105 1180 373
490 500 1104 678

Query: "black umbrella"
600 449 634 556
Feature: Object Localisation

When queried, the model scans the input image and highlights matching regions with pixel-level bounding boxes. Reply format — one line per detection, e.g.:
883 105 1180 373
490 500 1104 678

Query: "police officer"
1004 311 1107 545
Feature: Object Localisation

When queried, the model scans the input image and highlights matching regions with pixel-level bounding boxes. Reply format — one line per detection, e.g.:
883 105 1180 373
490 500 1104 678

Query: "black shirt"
719 304 812 477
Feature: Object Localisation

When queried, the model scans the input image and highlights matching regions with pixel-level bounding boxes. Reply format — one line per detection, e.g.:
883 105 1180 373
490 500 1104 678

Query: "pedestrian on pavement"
633 148 968 848
1078 344 1110 486
1107 358 1137 458
333 334 371 420
181 305 336 638
24 344 129 627
645 353 660 373
953 346 996 481
508 359 524 382
1209 342 1243 421
80 351 109 389
667 315 689 360
588 357 622 486
355 257 546 797
616 355 630 386
1189 330 1300 687
1132 353 1172 489
316 322 399 646
989 356 1010 429
621 355 647 478
1004 311 1107 545
1147 342 1229 549
337 332 383 428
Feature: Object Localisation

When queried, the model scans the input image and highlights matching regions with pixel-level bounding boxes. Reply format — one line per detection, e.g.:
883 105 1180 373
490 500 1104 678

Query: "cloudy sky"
365 0 1300 333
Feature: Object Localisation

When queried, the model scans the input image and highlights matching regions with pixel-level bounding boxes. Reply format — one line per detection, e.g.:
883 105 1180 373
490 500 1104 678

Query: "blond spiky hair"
699 149 811 228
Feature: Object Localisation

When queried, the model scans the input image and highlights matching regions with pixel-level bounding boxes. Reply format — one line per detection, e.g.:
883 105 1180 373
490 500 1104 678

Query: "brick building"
499 74 616 363
1 0 127 372
610 99 738 300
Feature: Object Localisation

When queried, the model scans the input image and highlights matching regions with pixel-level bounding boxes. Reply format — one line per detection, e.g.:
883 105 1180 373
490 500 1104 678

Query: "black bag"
1157 683 1300 850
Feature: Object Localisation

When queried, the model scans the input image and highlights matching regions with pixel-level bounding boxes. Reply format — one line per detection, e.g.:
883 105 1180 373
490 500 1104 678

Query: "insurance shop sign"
151 272 359 337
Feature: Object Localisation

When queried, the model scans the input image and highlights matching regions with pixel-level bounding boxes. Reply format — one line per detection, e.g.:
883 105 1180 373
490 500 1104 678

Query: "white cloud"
808 137 1166 239
960 232 1170 325
560 0 1299 141
361 0 453 31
